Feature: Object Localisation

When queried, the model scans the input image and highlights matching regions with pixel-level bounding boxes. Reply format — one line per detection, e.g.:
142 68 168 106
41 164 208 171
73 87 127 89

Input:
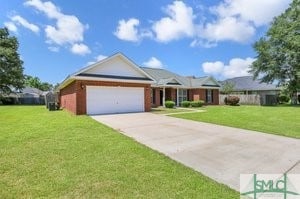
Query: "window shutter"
205 89 208 102
211 90 214 103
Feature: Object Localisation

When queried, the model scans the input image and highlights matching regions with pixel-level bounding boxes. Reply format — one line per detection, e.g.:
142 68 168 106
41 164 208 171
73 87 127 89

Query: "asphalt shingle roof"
221 76 280 91
141 67 216 88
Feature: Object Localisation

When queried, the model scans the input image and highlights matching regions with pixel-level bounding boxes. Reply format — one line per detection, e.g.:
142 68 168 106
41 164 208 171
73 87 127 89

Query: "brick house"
58 53 220 115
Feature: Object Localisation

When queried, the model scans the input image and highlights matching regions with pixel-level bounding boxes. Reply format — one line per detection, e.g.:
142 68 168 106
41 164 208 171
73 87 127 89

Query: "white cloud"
152 1 195 42
196 0 291 44
25 0 90 55
71 43 91 55
202 17 255 43
113 0 291 46
202 57 255 78
11 15 40 33
95 54 107 61
48 46 59 52
211 0 291 26
202 61 224 74
25 0 62 19
114 18 144 42
86 54 108 65
143 57 163 68
4 21 18 32
44 15 86 45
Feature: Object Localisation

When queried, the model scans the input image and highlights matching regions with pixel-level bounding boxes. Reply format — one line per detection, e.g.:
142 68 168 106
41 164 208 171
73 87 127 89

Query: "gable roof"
21 87 43 95
58 52 220 90
221 76 281 91
141 67 220 88
59 53 154 89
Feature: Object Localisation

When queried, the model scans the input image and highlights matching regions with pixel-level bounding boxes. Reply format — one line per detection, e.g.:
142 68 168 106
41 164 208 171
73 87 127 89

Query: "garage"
59 53 154 115
86 86 145 115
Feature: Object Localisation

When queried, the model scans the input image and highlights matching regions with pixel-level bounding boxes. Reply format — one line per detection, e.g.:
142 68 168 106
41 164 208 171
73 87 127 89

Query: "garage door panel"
86 86 144 115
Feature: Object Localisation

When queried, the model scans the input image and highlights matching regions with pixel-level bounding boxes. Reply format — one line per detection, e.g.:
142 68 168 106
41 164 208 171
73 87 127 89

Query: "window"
178 89 187 104
206 89 213 103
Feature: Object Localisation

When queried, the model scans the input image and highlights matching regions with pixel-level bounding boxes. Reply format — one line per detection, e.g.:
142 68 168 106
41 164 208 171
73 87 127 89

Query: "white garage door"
86 86 144 115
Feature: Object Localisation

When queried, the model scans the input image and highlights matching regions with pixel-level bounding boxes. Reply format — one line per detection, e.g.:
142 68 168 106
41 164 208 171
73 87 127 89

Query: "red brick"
60 80 151 115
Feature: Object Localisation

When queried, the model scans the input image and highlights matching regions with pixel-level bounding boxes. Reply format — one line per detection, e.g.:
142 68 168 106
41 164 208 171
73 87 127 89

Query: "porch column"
176 88 179 106
163 87 165 107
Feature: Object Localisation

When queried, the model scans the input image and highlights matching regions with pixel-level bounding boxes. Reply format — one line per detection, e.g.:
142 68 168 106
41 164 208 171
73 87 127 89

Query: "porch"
151 87 219 107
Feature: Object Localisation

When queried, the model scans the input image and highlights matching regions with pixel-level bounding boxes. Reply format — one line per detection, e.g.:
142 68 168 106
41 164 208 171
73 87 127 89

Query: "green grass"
172 105 300 138
0 106 238 198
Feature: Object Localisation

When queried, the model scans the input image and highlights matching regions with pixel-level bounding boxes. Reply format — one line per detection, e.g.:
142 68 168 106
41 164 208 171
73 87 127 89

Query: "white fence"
219 94 261 105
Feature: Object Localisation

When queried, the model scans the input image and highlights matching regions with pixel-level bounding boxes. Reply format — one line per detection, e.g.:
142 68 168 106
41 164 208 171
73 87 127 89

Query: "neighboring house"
19 87 45 105
58 53 220 115
221 76 281 105
0 87 45 105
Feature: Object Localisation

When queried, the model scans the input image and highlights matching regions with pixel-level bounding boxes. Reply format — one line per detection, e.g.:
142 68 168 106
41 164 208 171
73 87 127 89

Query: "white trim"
73 76 153 84
74 53 154 81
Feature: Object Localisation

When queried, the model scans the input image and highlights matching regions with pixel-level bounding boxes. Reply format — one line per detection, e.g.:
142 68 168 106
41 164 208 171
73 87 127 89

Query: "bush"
225 96 240 106
190 100 204 107
0 97 15 105
165 100 175 108
278 95 290 104
180 100 190 107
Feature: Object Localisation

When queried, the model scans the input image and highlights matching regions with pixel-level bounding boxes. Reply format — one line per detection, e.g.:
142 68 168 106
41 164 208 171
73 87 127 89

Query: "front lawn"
0 106 238 198
172 105 300 138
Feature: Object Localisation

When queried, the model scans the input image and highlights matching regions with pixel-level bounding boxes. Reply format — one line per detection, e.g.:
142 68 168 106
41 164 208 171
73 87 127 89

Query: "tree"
24 75 53 91
0 27 25 95
221 81 235 95
250 0 300 104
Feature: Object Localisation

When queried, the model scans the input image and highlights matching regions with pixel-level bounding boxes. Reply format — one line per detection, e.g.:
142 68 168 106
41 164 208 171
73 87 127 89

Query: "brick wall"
212 89 219 105
188 88 219 105
152 88 161 107
60 81 77 114
60 80 151 115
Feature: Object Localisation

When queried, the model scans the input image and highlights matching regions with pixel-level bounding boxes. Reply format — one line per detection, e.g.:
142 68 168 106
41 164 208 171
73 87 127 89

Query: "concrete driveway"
91 112 300 191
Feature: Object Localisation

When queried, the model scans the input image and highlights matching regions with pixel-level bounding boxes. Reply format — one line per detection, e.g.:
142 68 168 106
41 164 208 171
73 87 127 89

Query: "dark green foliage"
250 0 300 101
225 96 240 106
0 27 24 94
190 100 204 107
165 100 175 108
180 100 190 107
278 95 290 104
25 75 53 91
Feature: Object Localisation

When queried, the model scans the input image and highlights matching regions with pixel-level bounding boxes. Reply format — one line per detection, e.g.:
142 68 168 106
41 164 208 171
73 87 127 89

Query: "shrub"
278 95 290 104
225 96 240 106
190 100 204 107
180 100 190 107
165 100 175 108
0 97 15 105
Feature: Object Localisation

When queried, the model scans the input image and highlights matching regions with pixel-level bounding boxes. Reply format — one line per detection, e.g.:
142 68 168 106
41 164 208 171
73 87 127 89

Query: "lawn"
0 106 238 198
172 105 300 138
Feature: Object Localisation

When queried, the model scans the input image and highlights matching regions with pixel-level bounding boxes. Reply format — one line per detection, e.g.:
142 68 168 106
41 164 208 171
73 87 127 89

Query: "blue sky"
1 0 291 84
